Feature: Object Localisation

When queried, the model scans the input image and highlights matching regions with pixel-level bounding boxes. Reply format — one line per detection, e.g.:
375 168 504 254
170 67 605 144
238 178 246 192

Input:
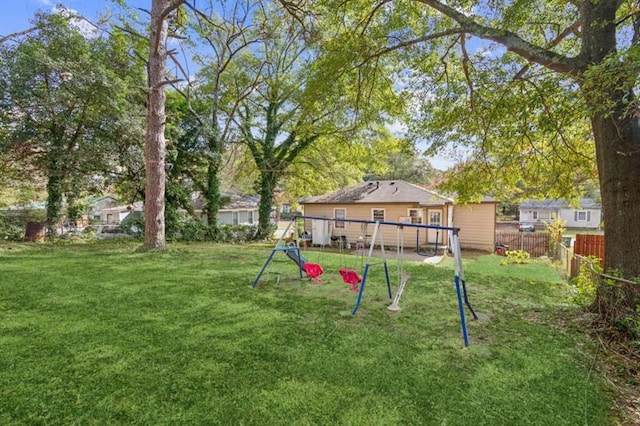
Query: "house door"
427 209 441 244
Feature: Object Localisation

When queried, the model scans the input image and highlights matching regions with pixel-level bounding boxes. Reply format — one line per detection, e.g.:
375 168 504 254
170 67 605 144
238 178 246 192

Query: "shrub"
501 249 531 265
0 215 25 241
120 214 144 239
179 218 211 242
544 218 567 259
217 224 258 243
571 256 601 307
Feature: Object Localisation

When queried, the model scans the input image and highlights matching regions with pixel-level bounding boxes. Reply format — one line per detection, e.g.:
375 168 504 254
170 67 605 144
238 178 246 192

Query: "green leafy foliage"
0 13 146 234
544 218 567 258
501 249 531 265
223 6 403 238
571 256 601 307
0 215 25 241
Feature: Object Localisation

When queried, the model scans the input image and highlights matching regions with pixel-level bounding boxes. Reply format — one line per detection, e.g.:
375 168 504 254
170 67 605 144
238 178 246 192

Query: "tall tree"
144 0 186 250
175 0 261 238
235 6 403 238
0 12 145 236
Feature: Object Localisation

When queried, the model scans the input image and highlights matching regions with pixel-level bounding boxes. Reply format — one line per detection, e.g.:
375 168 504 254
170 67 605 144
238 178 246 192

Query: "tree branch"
152 0 186 55
460 33 475 108
513 20 581 80
153 78 183 89
0 27 37 44
414 0 581 75
365 29 463 63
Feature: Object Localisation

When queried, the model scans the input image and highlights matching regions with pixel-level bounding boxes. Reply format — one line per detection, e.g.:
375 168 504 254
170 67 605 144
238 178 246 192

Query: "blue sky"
1 0 148 37
1 0 456 170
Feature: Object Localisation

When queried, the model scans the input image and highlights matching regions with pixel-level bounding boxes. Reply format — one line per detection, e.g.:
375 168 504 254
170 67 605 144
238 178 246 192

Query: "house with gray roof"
300 180 497 251
519 198 602 230
192 193 260 226
95 193 261 227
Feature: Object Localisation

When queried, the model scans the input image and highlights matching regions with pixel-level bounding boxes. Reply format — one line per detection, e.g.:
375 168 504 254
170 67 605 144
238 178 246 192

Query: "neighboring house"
95 193 260 227
98 201 144 224
519 198 602 229
86 196 119 222
192 193 260 226
299 180 497 251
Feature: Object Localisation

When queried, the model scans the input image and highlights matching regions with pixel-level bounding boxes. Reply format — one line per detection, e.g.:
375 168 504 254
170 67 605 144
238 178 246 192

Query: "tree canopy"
0 12 146 235
287 1 638 273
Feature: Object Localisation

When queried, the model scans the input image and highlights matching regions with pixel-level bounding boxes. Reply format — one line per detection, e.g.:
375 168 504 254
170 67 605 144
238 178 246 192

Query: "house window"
575 211 591 222
428 210 441 226
232 211 239 225
532 211 538 220
248 211 254 224
408 209 423 224
334 208 346 229
372 209 385 222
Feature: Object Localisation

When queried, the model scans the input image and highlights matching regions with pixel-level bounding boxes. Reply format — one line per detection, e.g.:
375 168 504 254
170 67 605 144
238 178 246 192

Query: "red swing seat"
303 262 324 282
339 268 362 291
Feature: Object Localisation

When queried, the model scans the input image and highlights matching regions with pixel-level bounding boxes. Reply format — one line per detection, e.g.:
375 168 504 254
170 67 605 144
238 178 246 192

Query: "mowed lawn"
0 242 612 424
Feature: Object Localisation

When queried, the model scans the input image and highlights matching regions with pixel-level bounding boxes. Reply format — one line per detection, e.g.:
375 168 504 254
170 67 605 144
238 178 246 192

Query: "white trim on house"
407 208 423 224
372 208 385 222
333 207 346 229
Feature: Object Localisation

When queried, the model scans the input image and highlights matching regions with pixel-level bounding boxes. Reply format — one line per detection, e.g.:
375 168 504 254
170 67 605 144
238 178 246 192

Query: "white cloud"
52 5 99 39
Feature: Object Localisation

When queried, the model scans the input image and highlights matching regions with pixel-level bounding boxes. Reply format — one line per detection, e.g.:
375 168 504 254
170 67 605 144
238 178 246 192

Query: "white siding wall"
520 207 601 229
218 211 233 225
217 209 259 226
519 209 557 222
559 208 601 229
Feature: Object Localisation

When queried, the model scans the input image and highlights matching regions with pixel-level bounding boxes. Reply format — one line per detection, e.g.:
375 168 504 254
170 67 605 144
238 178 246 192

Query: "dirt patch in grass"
459 248 490 259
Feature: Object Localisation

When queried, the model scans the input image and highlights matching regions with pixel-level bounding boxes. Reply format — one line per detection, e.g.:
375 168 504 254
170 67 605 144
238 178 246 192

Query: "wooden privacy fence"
495 232 550 257
573 234 605 260
571 234 605 276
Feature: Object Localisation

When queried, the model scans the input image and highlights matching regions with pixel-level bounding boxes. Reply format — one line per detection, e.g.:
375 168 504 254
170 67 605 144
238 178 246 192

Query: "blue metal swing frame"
251 214 477 347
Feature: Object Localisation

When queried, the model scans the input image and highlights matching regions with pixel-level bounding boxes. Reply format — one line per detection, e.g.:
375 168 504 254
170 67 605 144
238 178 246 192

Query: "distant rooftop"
300 180 453 205
519 198 601 210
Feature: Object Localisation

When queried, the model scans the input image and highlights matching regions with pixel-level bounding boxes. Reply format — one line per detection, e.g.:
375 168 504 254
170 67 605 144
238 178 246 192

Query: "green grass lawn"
0 242 613 424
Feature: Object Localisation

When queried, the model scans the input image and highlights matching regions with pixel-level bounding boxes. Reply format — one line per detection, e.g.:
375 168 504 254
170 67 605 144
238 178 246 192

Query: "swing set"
251 214 478 347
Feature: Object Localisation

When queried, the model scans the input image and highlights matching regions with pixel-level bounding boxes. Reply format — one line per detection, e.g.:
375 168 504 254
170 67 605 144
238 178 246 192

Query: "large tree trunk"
205 157 221 240
588 108 640 321
581 0 640 280
45 157 63 238
592 111 640 278
578 0 640 326
143 0 170 250
591 110 640 326
256 171 278 240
